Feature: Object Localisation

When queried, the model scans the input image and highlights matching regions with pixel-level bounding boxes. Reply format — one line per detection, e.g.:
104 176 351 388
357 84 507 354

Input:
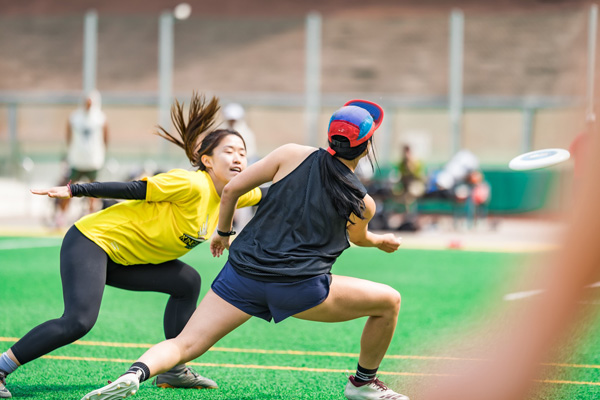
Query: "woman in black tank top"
80 100 410 400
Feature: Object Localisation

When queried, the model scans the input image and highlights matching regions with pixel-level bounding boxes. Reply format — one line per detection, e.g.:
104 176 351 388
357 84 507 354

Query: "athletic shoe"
344 375 409 400
152 364 218 389
79 373 139 400
0 371 11 399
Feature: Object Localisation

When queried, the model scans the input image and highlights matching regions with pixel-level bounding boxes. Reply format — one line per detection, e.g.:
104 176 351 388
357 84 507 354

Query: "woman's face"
202 134 247 184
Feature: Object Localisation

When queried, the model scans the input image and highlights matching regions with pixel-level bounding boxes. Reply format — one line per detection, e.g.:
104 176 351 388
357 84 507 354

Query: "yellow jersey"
74 169 261 265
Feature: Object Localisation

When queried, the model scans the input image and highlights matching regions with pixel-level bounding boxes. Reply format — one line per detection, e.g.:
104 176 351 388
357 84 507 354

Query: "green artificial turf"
0 237 598 399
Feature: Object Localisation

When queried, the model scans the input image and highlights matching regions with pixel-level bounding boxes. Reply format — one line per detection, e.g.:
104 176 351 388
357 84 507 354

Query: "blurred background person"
54 90 108 228
398 144 425 193
220 103 257 164
396 144 426 231
426 149 480 200
423 149 490 230
463 169 491 226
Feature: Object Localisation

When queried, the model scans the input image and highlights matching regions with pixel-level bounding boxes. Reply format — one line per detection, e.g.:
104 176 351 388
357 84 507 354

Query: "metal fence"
0 5 596 180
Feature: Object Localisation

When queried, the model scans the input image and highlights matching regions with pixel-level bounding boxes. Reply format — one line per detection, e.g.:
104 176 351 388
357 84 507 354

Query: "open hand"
210 234 231 257
31 186 71 199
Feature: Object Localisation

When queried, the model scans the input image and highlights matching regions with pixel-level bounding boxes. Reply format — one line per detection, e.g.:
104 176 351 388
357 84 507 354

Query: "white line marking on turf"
503 289 545 301
0 240 61 250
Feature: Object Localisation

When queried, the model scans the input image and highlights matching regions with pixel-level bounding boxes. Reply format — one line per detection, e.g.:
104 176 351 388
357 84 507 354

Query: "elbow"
221 182 234 202
221 181 242 203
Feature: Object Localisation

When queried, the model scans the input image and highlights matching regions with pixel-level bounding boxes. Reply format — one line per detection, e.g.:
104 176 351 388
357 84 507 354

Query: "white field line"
0 239 61 250
503 289 545 301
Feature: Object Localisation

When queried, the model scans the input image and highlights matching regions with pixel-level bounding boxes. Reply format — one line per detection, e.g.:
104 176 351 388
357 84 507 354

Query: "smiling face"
201 134 248 188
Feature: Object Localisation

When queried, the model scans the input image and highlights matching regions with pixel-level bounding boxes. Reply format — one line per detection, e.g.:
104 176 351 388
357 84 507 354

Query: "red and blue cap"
327 99 384 156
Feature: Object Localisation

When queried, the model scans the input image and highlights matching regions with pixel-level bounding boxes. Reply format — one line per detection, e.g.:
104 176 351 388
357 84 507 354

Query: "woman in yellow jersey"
0 94 262 399
79 100 408 400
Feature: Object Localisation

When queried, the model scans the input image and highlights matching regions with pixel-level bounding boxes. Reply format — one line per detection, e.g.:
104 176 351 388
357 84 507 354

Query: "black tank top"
228 148 367 282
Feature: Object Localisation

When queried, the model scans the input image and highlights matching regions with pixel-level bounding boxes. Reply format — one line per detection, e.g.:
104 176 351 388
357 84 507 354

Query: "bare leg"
293 275 400 369
137 290 251 377
5 350 20 367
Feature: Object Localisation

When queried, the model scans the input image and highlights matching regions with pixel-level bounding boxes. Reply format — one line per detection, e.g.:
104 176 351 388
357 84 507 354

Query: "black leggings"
11 226 201 365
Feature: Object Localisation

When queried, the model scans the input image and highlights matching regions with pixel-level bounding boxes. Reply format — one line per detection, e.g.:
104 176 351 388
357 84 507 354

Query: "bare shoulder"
363 194 376 219
271 144 319 183
272 143 317 159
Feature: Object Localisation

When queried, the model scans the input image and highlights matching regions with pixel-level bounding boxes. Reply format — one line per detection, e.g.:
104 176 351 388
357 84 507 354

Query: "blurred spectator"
428 149 479 196
54 90 108 227
220 103 258 163
424 149 490 229
396 144 426 231
458 169 491 227
398 144 425 193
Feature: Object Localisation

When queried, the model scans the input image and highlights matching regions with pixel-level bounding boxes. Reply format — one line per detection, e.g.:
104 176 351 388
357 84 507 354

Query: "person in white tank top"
54 91 109 227
67 90 108 177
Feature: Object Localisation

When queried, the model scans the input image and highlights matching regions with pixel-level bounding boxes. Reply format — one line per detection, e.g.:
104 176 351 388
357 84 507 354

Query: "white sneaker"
0 371 11 399
344 375 409 400
79 373 140 400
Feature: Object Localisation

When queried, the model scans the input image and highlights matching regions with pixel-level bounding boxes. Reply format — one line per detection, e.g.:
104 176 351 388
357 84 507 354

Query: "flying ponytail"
155 92 221 168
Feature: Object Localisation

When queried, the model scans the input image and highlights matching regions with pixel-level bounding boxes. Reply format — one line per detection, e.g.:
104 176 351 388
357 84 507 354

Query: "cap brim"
344 99 384 129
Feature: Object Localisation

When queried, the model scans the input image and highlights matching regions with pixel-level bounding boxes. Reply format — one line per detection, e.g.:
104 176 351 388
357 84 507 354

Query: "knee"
62 314 96 339
382 287 401 317
176 268 201 299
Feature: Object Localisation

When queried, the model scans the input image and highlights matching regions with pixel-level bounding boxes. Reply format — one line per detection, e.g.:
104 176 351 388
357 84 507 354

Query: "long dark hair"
156 93 246 170
320 136 377 224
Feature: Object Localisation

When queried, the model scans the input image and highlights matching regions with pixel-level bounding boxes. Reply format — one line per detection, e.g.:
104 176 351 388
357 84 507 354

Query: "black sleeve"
70 181 148 200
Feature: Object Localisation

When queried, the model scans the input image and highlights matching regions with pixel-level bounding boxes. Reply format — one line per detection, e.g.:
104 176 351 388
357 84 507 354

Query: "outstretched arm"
347 194 402 253
31 181 147 200
31 186 71 199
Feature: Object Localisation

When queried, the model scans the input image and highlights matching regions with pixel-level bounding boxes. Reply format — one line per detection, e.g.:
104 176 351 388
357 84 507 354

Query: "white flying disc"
509 148 570 171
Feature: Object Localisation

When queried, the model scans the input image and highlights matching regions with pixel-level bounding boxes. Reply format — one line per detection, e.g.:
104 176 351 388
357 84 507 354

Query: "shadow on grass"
7 383 100 398
10 383 321 400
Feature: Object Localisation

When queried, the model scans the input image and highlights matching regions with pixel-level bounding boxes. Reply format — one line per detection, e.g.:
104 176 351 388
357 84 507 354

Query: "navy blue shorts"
211 262 331 323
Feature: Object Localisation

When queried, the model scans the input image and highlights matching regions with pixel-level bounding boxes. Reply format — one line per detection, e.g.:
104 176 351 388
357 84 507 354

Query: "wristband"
66 180 73 198
217 229 236 237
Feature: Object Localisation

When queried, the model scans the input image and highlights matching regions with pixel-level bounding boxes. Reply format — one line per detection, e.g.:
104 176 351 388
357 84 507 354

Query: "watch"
217 229 236 237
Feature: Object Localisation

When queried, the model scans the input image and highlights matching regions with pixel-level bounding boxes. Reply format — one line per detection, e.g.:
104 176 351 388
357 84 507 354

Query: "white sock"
0 353 18 375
